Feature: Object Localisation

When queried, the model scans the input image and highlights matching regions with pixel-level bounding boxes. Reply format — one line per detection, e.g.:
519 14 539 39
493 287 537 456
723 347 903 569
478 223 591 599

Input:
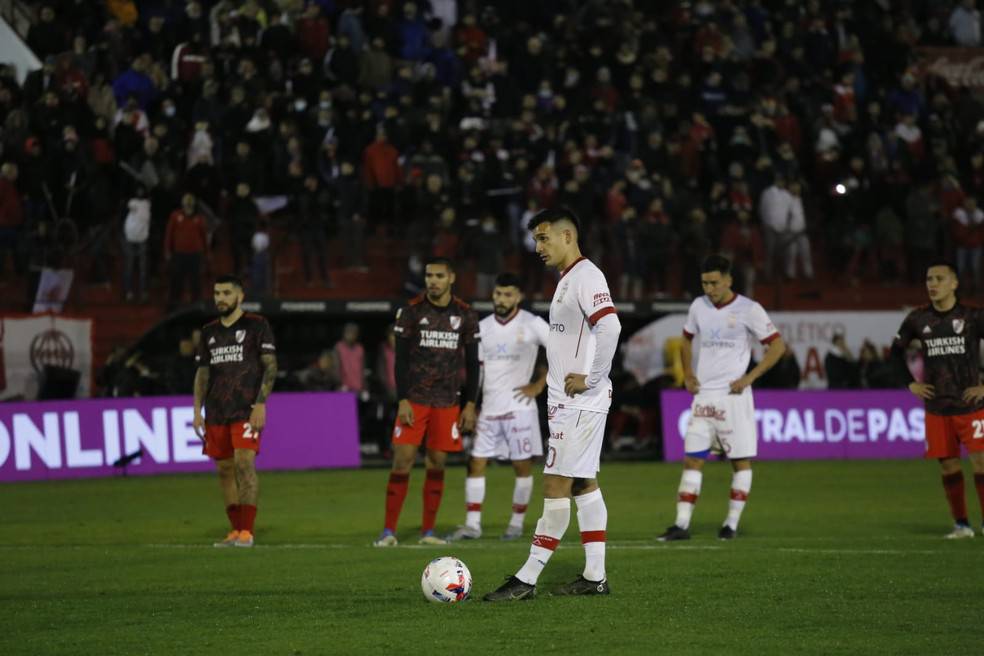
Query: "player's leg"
659 403 714 541
419 406 462 544
927 412 973 538
233 448 258 547
954 409 984 535
503 409 541 539
503 458 534 540
719 458 752 539
376 404 428 546
449 415 500 540
204 424 240 547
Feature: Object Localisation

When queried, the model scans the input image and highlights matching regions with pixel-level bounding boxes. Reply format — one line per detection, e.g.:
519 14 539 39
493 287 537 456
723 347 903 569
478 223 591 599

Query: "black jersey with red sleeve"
393 295 480 408
196 313 276 423
893 304 984 416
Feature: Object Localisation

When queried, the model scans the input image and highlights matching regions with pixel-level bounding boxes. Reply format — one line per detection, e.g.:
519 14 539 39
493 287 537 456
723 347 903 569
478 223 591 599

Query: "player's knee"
467 458 486 476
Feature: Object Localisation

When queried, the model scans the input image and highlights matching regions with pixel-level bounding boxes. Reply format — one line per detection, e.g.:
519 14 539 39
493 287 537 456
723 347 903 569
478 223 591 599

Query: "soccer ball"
421 556 472 603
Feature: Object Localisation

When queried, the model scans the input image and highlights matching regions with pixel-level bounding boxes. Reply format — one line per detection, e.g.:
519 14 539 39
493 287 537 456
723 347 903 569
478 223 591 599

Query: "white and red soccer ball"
421 556 472 603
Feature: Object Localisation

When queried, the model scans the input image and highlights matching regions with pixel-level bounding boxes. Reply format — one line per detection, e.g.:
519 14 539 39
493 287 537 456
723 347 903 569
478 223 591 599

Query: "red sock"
384 472 410 532
942 472 968 524
975 474 984 520
226 504 240 531
239 504 257 533
422 469 445 534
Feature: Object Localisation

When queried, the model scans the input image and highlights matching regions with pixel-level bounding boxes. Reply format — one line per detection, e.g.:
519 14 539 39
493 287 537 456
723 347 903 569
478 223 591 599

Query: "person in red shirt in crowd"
297 3 330 63
164 192 208 307
362 127 402 226
454 13 488 64
0 162 24 276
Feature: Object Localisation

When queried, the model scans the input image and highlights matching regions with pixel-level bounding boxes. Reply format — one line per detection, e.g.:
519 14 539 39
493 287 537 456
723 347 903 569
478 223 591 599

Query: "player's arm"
514 362 547 404
394 334 414 426
730 336 786 394
459 319 481 433
889 313 933 400
248 353 277 432
565 311 622 396
962 309 984 404
193 365 209 440
681 334 698 394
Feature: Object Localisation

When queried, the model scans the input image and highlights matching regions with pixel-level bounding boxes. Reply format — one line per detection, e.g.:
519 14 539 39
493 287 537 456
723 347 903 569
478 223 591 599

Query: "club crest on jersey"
727 314 737 328
450 316 461 330
235 330 246 343
953 319 965 334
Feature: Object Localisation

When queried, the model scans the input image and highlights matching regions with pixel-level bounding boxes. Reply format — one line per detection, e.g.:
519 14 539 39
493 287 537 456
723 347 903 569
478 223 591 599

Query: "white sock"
725 470 753 530
509 476 534 528
515 497 570 585
575 489 608 582
465 477 485 530
674 469 703 530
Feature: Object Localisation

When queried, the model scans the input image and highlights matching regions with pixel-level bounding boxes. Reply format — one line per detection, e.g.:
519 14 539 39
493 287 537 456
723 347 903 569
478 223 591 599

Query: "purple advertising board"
661 390 927 461
0 392 360 482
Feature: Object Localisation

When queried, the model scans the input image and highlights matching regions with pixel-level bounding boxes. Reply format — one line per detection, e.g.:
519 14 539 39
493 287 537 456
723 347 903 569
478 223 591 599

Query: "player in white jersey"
658 255 785 542
447 273 550 542
485 207 621 602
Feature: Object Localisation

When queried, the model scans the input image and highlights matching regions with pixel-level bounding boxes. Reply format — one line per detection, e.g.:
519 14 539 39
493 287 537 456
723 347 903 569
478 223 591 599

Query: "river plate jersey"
196 313 276 423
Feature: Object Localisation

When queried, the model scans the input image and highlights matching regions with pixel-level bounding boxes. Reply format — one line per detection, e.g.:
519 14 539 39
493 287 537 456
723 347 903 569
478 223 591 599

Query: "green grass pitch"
2 460 982 655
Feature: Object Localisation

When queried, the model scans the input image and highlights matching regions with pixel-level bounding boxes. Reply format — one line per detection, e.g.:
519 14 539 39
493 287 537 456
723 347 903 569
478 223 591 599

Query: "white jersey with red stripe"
479 309 550 415
683 294 780 393
546 257 617 413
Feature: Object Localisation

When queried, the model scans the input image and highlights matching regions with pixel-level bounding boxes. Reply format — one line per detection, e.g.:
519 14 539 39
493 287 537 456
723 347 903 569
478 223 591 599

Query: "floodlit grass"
1 460 981 655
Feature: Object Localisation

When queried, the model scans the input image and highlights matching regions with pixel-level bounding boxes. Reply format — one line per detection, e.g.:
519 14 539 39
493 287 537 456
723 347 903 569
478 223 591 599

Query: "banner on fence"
0 314 92 401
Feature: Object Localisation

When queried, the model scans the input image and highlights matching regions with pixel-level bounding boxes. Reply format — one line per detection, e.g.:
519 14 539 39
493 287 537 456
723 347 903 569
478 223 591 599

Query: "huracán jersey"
394 295 480 408
683 294 780 392
479 309 550 416
894 303 984 416
196 313 276 423
547 257 617 413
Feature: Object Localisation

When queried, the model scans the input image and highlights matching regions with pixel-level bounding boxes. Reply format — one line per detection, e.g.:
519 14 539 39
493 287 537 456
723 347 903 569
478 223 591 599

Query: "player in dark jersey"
193 275 277 548
374 257 481 547
892 261 984 539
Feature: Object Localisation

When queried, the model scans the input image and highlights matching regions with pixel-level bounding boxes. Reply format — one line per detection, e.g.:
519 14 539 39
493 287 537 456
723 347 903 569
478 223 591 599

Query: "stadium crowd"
1 0 984 303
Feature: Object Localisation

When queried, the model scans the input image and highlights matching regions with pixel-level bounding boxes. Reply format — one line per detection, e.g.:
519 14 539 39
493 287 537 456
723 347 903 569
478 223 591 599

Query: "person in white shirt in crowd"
758 175 792 280
950 0 981 47
485 207 621 602
122 185 151 302
785 180 814 281
448 272 549 542
658 255 786 542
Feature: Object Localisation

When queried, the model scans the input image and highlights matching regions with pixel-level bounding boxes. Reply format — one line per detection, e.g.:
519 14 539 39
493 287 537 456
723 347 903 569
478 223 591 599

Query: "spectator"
825 333 860 389
335 323 366 394
0 162 25 276
640 197 674 297
952 196 984 291
362 127 402 226
756 349 801 389
950 0 982 47
297 4 331 62
121 186 150 303
474 213 503 298
164 335 197 395
784 181 814 281
759 176 792 279
615 206 644 301
27 5 66 61
163 193 208 308
300 349 341 391
294 174 330 287
720 209 765 299
228 183 260 277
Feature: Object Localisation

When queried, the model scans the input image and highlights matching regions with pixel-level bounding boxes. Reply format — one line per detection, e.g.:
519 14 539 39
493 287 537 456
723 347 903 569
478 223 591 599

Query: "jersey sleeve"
258 318 276 354
577 268 617 326
531 314 551 347
393 304 414 340
463 308 481 345
893 311 918 349
195 327 209 366
746 302 781 344
683 301 699 340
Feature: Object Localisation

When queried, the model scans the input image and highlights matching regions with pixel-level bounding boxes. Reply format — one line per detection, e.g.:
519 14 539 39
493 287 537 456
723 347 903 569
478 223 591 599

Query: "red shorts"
204 422 261 460
392 403 462 452
924 409 984 459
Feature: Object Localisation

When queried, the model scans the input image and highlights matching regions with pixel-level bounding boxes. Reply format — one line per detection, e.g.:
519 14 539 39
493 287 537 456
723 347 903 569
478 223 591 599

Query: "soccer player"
892 261 984 539
373 257 481 546
447 272 549 542
658 255 785 542
193 275 277 548
485 207 621 601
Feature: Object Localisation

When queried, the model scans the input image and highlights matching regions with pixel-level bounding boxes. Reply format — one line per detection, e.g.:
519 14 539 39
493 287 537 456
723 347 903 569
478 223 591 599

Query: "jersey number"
243 422 257 440
973 420 984 440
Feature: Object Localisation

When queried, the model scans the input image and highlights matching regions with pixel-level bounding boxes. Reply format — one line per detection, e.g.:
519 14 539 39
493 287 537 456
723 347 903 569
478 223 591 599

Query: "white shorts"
472 409 544 460
684 390 757 460
543 405 607 479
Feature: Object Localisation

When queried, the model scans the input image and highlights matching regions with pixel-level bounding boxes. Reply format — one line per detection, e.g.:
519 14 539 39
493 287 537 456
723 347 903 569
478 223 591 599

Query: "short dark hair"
424 256 455 272
494 272 523 289
526 206 581 233
214 274 243 289
926 259 958 277
701 254 732 275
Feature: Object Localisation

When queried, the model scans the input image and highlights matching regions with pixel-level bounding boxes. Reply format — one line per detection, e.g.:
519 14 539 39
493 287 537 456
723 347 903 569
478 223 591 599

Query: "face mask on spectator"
295 99 308 112
164 105 176 117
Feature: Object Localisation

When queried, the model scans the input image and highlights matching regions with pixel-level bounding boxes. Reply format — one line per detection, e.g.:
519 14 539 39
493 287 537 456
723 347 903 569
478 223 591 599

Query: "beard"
217 301 238 317
494 303 515 317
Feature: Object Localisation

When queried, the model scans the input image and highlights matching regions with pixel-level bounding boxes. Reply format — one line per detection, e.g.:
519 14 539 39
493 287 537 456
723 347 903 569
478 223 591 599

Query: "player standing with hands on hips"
892 261 984 539
485 207 621 601
193 275 278 548
658 255 785 542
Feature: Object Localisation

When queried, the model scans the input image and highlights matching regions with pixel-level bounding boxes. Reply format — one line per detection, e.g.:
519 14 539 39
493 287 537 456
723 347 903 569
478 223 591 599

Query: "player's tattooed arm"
193 366 209 439
256 354 278 404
